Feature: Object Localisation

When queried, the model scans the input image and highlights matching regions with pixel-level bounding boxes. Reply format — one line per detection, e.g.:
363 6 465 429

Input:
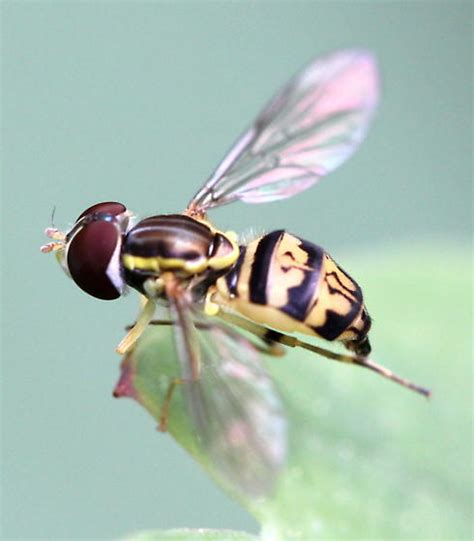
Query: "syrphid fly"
41 49 431 497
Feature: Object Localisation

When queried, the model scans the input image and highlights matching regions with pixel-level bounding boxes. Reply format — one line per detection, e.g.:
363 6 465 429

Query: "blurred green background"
2 2 471 540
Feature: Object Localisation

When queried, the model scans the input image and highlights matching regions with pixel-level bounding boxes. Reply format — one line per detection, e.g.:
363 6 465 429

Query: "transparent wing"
188 49 379 211
167 293 287 498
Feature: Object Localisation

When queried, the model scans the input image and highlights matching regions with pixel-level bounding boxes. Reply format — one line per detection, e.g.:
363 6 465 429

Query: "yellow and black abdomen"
215 230 372 355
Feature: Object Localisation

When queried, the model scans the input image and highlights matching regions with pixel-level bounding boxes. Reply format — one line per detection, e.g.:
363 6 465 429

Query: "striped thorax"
122 214 239 297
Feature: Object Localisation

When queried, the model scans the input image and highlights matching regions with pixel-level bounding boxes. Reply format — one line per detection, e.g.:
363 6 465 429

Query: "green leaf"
116 244 471 540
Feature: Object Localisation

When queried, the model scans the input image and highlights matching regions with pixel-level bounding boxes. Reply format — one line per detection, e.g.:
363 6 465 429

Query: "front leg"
116 298 156 355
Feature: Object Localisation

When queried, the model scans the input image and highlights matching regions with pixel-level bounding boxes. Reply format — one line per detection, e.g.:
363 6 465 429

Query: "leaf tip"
113 354 138 400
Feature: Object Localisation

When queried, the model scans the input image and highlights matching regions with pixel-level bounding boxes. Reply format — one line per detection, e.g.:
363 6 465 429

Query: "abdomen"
215 230 372 353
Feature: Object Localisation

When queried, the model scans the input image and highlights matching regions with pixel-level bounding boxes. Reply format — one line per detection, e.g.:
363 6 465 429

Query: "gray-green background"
2 2 471 540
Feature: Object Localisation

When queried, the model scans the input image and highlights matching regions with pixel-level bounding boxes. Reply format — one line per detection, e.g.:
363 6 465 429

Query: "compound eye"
76 201 127 222
67 220 124 300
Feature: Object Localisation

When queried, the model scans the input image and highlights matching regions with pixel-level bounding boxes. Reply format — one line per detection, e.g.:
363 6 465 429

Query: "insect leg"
217 311 430 398
216 311 286 356
124 319 173 331
250 341 287 356
293 340 431 397
142 316 283 360
158 378 187 432
116 298 156 355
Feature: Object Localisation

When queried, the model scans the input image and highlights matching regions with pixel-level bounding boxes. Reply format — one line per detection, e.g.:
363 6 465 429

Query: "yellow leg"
217 311 284 356
218 310 431 398
138 294 149 309
292 340 431 398
116 298 156 355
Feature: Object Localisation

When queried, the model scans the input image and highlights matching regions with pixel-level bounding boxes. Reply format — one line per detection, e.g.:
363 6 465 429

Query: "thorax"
122 213 238 296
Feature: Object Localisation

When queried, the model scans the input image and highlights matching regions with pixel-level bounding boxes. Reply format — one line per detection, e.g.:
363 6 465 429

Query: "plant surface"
119 245 471 540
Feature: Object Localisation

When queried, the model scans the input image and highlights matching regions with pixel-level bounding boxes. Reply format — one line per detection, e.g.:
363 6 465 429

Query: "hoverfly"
41 49 430 497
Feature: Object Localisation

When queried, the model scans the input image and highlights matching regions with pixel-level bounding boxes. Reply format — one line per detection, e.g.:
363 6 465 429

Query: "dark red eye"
76 201 127 222
67 220 124 300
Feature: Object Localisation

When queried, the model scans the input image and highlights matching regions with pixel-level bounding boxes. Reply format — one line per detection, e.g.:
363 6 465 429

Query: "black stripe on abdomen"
249 230 284 305
312 261 364 340
224 245 246 296
313 292 363 341
280 239 324 321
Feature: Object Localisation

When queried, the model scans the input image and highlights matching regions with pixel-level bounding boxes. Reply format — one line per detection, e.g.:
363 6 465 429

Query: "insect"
41 49 430 496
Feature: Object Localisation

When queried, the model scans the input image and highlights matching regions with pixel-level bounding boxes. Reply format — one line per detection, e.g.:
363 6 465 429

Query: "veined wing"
167 291 287 498
188 49 379 211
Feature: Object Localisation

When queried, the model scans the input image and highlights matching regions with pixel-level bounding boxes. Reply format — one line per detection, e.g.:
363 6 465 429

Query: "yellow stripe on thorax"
122 254 208 274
